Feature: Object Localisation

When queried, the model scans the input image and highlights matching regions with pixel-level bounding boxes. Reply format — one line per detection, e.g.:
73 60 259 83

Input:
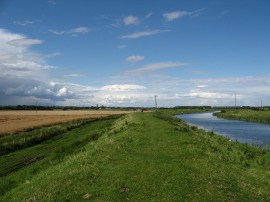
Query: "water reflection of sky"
177 112 270 148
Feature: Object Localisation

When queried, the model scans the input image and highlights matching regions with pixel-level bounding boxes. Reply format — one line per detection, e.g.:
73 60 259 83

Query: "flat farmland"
0 110 133 134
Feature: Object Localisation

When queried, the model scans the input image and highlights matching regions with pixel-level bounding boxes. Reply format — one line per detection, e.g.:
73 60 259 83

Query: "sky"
0 0 270 107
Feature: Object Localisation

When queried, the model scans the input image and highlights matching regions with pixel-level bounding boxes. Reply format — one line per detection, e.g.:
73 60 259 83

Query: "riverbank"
178 111 270 148
1 110 270 201
215 109 270 124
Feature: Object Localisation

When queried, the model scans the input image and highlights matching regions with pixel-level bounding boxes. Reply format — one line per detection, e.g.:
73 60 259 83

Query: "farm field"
0 110 133 134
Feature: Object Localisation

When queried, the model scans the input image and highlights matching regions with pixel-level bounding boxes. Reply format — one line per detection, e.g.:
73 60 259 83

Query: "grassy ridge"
1 110 270 201
215 109 270 124
0 116 119 196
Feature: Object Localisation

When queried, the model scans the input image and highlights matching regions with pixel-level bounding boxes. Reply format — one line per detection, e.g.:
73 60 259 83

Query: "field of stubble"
0 110 133 134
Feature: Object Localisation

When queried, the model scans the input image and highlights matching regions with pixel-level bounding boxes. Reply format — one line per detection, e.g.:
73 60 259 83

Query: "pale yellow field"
0 110 133 134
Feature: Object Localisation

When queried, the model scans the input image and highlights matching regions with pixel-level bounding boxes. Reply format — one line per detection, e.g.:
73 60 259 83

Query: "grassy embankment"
1 109 270 201
215 109 270 124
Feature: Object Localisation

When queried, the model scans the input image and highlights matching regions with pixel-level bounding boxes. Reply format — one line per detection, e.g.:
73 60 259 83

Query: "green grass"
0 115 119 196
215 109 270 124
1 110 270 201
0 117 119 156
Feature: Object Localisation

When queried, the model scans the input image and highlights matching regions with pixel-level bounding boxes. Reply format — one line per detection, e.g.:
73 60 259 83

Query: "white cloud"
48 29 65 35
219 10 229 18
0 29 45 77
126 62 188 73
123 16 140 25
2 81 75 102
70 26 90 34
106 95 136 104
0 28 76 103
126 55 144 63
163 11 191 21
163 9 204 21
57 87 68 96
44 52 62 58
197 85 208 88
117 45 127 49
186 90 232 99
48 0 56 5
64 74 85 78
1 28 270 107
145 12 153 19
101 84 146 91
121 29 171 39
7 38 43 46
111 19 121 28
49 26 91 36
13 20 38 26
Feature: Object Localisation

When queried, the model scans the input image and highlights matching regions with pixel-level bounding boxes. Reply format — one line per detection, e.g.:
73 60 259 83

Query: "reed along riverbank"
1 109 270 201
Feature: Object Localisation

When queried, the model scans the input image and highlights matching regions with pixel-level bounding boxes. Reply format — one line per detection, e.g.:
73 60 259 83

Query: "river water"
176 112 270 148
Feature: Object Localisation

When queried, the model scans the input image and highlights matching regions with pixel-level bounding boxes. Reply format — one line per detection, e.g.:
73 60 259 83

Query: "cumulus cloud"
126 55 144 63
0 29 46 77
123 16 140 25
48 26 91 36
126 62 188 73
0 28 76 104
1 29 269 107
3 81 75 101
121 29 171 39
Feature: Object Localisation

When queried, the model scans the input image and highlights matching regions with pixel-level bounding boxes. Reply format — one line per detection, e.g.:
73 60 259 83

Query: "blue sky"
0 0 270 107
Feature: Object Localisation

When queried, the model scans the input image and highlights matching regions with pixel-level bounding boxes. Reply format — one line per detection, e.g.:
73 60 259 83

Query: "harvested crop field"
0 110 133 134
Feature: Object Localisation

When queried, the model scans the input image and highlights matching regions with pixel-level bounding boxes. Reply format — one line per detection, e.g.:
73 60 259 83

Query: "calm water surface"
177 112 270 148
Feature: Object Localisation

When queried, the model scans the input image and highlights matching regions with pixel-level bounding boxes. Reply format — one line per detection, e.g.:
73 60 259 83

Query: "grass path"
1 111 270 201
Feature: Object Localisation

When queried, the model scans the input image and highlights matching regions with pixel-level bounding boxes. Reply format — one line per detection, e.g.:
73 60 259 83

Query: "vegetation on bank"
1 109 270 201
215 109 270 124
0 116 120 194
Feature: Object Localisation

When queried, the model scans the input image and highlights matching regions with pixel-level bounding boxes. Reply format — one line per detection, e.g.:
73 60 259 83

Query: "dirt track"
0 110 133 134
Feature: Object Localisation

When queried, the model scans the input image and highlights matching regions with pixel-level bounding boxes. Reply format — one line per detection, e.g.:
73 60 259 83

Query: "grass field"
0 110 133 134
215 109 270 124
1 109 270 201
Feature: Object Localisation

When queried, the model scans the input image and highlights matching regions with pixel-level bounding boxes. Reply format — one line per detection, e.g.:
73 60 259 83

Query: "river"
176 111 270 148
